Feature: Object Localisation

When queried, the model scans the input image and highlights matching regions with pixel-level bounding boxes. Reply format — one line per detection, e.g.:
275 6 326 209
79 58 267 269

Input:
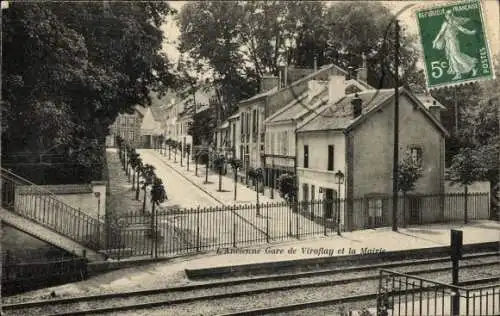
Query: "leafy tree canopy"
177 1 423 106
2 2 178 173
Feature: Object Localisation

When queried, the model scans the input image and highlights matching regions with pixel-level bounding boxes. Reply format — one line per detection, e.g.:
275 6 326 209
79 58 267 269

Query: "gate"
377 269 499 316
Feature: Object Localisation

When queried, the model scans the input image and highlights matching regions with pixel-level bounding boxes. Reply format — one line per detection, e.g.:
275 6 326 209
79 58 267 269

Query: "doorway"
408 196 422 225
324 188 335 218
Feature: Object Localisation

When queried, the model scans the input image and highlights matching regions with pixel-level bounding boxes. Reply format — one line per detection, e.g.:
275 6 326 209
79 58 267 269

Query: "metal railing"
106 192 490 259
377 269 500 316
1 168 101 250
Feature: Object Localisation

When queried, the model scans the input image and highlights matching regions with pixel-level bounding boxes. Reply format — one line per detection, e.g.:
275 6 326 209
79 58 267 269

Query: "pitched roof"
414 94 447 110
297 88 449 136
266 88 328 124
133 105 146 116
297 89 395 132
238 64 349 106
240 86 279 104
149 106 164 122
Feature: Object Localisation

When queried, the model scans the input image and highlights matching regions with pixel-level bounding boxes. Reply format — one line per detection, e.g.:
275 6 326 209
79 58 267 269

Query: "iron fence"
377 269 499 316
1 168 101 251
108 192 490 258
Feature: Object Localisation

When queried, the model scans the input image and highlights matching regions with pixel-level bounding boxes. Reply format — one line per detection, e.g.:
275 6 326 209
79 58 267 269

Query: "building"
236 66 319 178
108 105 146 147
296 87 448 231
139 106 163 149
263 62 372 197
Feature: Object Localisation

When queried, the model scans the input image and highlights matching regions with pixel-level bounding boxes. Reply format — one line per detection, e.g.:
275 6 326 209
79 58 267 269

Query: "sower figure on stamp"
432 10 478 80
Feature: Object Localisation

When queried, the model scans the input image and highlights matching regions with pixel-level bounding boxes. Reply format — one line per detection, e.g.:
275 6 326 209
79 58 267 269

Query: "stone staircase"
1 168 106 261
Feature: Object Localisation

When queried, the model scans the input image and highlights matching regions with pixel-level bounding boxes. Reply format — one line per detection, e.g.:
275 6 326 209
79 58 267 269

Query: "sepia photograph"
1 1 499 315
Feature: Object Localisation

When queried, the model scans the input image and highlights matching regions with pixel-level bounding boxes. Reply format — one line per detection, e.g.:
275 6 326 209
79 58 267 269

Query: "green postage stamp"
416 0 495 89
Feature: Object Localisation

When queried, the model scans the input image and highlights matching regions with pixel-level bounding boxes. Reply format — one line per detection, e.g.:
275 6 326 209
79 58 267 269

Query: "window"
283 131 288 155
246 112 250 135
266 132 270 153
410 146 423 167
240 114 244 135
252 109 257 135
303 145 309 168
327 145 334 171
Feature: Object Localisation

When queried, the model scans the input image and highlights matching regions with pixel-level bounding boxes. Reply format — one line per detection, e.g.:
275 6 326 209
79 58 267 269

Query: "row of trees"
116 137 167 215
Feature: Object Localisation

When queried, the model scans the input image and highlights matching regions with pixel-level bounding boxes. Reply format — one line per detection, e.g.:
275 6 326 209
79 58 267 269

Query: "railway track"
3 251 498 316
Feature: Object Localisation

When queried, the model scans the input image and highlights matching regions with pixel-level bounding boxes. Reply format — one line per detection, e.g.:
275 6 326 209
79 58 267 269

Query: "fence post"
154 206 158 259
232 205 237 248
296 201 299 239
323 200 327 236
196 206 200 252
266 202 269 243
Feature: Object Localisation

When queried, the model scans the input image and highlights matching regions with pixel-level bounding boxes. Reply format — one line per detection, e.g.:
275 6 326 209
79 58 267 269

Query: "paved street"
140 149 326 242
137 149 220 209
136 149 270 249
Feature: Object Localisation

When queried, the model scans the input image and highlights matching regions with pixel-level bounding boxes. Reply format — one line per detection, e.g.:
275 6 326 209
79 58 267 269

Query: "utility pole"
454 87 459 134
392 20 400 232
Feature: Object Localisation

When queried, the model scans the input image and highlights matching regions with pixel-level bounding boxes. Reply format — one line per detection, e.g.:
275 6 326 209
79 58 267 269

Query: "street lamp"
334 170 344 236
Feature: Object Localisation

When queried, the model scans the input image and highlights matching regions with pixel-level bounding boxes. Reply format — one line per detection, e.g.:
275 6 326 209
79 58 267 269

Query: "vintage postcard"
416 0 495 89
1 1 499 315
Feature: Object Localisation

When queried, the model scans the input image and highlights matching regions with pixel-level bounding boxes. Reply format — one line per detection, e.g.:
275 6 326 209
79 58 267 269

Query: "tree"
229 158 242 201
140 164 156 213
2 2 178 183
248 167 265 216
447 148 488 224
213 154 226 192
185 143 191 171
188 107 218 146
135 157 143 201
149 176 166 258
323 1 421 89
178 1 422 112
398 152 424 227
129 152 140 190
277 173 297 206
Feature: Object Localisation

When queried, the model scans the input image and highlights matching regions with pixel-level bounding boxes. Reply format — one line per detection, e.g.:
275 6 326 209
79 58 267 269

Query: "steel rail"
4 257 498 315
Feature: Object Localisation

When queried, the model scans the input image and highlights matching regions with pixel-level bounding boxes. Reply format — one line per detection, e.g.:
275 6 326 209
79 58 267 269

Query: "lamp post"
94 191 101 248
334 170 344 236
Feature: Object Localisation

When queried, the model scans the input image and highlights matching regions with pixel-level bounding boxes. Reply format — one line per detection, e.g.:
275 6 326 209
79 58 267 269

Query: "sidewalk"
154 149 285 205
5 220 499 303
148 149 325 241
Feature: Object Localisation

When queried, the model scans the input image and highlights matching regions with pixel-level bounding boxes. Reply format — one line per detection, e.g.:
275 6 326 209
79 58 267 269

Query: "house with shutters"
296 86 448 231
263 62 372 197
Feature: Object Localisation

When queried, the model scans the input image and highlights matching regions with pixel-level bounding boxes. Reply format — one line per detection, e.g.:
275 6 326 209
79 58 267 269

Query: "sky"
162 1 499 74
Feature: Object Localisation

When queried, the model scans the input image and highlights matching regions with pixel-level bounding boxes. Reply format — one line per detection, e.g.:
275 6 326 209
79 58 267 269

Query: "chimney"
307 80 323 102
428 100 442 122
351 93 363 118
345 66 357 81
357 52 368 83
260 74 280 93
328 75 347 104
